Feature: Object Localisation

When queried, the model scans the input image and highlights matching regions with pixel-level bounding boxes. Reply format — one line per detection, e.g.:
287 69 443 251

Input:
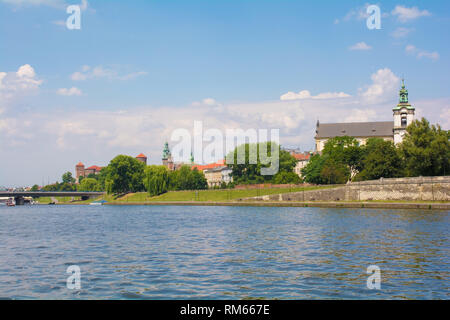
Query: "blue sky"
0 0 449 186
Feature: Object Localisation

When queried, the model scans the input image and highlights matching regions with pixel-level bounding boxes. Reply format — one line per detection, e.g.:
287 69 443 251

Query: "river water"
0 205 448 299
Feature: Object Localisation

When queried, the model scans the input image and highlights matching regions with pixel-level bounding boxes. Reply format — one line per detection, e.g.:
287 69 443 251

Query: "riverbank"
97 200 450 210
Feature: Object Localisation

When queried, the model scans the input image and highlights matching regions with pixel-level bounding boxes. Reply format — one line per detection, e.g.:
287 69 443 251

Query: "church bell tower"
393 79 415 145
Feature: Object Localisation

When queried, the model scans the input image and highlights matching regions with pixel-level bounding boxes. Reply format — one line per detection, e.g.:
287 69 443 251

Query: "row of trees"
75 155 208 195
301 118 450 184
74 143 301 195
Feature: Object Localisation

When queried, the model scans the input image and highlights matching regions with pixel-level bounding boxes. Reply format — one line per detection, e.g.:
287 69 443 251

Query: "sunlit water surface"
0 205 448 299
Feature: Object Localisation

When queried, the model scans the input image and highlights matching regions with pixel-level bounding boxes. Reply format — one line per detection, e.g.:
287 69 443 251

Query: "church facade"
315 80 415 152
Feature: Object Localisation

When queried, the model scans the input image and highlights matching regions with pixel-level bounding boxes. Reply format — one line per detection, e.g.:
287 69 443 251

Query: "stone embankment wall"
247 176 450 202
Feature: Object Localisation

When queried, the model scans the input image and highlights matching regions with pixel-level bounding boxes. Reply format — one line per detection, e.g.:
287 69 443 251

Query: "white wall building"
315 80 415 152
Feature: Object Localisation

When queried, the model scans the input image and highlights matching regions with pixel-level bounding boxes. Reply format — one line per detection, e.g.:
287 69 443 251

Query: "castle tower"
75 162 85 183
162 142 174 170
136 153 147 165
393 79 415 145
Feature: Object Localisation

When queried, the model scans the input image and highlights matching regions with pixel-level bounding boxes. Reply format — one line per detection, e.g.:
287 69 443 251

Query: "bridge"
0 191 105 205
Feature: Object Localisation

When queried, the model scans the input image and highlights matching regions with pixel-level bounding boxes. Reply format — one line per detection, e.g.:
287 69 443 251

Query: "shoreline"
87 201 450 210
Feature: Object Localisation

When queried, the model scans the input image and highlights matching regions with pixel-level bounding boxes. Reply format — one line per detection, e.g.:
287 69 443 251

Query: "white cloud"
390 27 414 38
0 64 42 100
344 109 377 122
280 90 351 101
117 71 148 81
70 65 147 81
405 45 439 61
57 87 82 96
192 98 220 107
70 71 87 81
359 68 399 104
392 5 431 23
349 42 372 51
439 108 450 128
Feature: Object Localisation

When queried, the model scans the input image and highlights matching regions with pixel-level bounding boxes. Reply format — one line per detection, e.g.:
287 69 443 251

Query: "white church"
315 80 415 152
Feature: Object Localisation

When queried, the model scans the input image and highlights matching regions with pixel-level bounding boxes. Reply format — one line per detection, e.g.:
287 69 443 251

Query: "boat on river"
90 200 107 206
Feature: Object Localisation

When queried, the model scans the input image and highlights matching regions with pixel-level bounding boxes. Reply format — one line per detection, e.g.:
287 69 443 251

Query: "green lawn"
110 186 333 203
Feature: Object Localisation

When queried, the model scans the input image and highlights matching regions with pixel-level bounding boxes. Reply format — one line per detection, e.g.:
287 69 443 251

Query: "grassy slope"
110 186 332 203
35 197 80 204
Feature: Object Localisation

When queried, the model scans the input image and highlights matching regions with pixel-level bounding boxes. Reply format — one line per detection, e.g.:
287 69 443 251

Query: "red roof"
86 165 102 171
192 160 226 171
292 153 310 161
136 153 147 158
76 162 84 167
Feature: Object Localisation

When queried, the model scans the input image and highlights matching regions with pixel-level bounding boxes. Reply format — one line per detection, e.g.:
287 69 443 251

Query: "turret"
136 153 147 165
75 162 85 183
393 79 415 145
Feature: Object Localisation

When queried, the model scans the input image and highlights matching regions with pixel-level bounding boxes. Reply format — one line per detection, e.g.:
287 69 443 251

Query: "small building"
203 166 233 188
291 152 311 177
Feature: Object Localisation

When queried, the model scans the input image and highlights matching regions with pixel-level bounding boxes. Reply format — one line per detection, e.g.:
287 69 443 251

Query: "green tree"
77 178 100 192
95 167 109 191
227 142 296 184
355 138 404 181
105 155 146 194
144 165 169 196
322 136 363 177
302 137 361 184
301 154 327 184
169 166 207 190
400 118 450 176
59 182 76 191
62 171 76 184
272 171 301 184
30 184 40 191
320 158 350 184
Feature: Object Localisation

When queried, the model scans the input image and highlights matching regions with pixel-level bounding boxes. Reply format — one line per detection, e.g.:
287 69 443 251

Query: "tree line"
75 156 209 196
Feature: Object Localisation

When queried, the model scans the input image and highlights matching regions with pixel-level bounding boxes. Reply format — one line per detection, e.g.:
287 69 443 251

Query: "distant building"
191 159 226 172
75 162 103 182
290 151 311 177
161 142 197 171
162 142 176 170
136 153 148 165
203 166 233 188
315 80 415 152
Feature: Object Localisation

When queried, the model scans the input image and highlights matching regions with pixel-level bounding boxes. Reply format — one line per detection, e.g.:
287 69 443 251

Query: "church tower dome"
393 79 415 145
